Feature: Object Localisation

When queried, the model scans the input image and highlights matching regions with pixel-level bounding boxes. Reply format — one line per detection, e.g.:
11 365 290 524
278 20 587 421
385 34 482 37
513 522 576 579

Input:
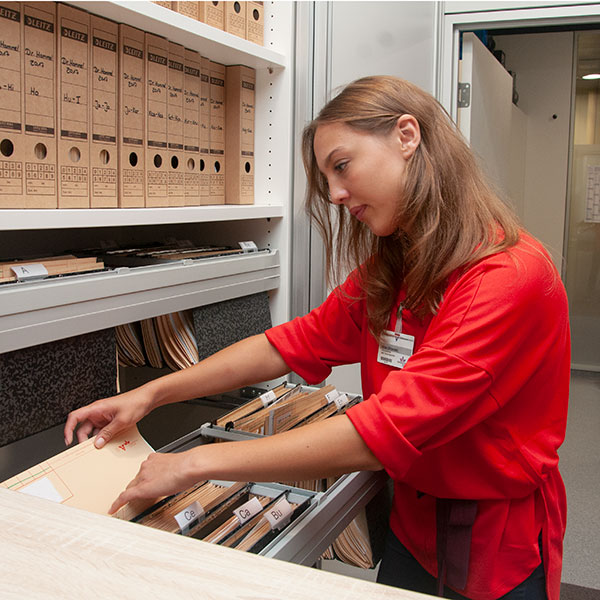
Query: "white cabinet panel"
458 32 513 197
330 1 438 94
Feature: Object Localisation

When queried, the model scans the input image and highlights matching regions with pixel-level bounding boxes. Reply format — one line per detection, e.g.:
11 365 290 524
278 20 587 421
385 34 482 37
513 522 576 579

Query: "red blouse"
265 234 569 600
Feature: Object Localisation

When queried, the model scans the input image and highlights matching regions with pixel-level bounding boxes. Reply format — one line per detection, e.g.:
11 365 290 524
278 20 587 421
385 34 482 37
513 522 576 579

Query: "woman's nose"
329 182 349 205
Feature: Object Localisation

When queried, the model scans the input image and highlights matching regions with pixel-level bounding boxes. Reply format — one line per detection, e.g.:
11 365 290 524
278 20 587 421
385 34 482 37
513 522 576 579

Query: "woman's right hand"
63 386 155 449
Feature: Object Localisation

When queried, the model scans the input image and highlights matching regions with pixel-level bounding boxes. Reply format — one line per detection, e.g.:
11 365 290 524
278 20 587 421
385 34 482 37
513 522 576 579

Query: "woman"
64 76 569 600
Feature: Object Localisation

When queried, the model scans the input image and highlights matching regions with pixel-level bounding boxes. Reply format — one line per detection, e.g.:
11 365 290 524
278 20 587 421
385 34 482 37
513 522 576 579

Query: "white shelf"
0 205 284 230
0 250 280 353
67 1 287 69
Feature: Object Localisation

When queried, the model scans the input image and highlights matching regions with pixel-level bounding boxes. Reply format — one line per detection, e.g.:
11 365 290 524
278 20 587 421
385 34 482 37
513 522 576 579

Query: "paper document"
1 426 153 516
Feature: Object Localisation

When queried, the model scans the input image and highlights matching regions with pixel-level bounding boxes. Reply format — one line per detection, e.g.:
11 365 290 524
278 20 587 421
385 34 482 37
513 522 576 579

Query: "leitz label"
26 125 54 135
93 37 116 52
210 76 224 87
123 45 143 59
148 52 167 65
61 130 87 140
25 15 54 33
242 81 255 90
123 136 142 146
169 59 183 71
61 27 88 44
185 66 200 77
0 6 19 22
0 121 21 131
93 134 116 143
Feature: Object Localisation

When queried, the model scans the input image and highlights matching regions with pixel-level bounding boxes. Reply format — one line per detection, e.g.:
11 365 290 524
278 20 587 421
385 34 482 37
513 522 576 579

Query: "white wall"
322 1 438 395
494 31 574 272
329 1 437 95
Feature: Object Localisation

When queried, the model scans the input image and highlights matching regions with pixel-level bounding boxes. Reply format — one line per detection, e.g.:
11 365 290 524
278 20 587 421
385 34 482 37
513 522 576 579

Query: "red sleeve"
346 244 569 484
265 273 365 384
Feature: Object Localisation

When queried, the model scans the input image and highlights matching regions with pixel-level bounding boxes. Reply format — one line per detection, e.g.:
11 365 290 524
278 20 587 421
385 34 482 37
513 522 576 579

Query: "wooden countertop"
0 487 432 599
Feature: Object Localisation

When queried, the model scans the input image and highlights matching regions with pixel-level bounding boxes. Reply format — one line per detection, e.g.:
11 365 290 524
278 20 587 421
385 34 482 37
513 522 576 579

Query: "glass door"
565 31 600 371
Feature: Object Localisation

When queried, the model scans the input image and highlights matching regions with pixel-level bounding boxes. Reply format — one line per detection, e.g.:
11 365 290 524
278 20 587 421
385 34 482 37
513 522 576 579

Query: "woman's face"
313 117 419 237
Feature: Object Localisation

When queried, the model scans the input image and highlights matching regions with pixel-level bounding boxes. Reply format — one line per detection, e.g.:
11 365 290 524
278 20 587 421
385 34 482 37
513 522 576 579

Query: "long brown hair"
302 76 521 339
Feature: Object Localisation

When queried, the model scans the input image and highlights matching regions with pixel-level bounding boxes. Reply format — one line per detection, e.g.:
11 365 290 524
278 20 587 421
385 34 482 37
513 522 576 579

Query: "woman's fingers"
75 421 95 444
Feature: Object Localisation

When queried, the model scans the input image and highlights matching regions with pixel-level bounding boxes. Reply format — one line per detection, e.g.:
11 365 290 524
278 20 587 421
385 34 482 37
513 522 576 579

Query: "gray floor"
559 370 600 590
324 370 600 593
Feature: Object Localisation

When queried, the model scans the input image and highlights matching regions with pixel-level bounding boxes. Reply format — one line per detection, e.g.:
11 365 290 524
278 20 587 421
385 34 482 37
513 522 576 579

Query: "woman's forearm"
188 414 383 482
109 413 383 513
144 333 291 409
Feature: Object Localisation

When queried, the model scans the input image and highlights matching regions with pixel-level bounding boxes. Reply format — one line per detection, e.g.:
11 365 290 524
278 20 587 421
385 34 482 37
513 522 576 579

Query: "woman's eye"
334 161 347 173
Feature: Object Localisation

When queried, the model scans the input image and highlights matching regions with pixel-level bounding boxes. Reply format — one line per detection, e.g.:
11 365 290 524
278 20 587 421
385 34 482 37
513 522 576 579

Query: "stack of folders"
102 244 247 268
116 311 198 370
127 480 313 555
0 255 105 284
115 322 146 368
212 383 374 569
215 383 356 438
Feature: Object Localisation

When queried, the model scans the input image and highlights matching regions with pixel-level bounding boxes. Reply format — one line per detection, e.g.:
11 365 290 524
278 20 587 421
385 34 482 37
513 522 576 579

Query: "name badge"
377 330 414 369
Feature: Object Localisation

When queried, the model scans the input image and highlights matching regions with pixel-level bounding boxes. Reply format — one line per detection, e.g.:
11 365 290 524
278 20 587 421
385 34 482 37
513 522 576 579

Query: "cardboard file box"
167 41 185 206
209 60 226 205
172 1 198 20
118 24 145 207
22 2 58 208
224 1 246 39
183 48 201 206
0 2 25 208
246 2 264 45
225 65 255 205
90 14 118 208
202 1 224 30
199 56 210 205
57 3 90 208
145 32 168 207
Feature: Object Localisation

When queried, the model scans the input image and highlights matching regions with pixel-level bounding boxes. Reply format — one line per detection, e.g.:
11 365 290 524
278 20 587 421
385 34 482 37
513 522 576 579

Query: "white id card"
377 330 415 369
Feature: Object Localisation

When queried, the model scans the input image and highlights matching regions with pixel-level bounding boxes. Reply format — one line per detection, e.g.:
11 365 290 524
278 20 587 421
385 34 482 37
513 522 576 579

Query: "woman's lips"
349 205 366 221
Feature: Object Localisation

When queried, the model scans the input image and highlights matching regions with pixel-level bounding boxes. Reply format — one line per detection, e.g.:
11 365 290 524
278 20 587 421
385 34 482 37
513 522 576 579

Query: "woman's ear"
395 114 421 159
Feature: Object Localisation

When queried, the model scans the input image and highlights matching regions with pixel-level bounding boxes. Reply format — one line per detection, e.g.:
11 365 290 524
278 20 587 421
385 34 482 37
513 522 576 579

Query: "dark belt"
436 498 478 596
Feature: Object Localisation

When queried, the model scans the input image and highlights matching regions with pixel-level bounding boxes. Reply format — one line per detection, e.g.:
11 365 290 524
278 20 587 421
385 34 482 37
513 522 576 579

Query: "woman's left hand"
109 451 199 515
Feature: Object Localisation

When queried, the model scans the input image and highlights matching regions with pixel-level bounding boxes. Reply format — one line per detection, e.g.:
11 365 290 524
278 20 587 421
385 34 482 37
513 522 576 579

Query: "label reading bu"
377 330 415 369
174 501 205 531
264 497 293 530
233 496 263 525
